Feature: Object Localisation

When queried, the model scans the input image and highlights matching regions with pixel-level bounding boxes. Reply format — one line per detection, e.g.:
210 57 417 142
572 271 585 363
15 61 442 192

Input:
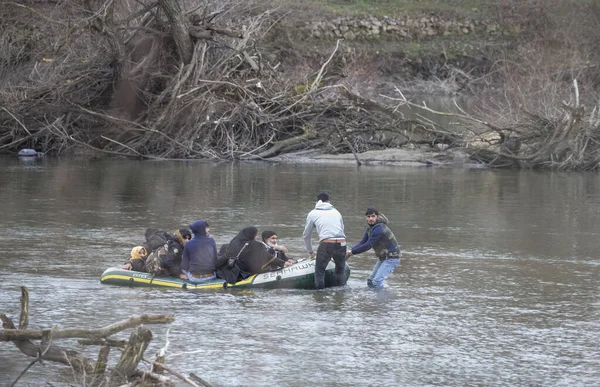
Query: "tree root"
1 287 205 386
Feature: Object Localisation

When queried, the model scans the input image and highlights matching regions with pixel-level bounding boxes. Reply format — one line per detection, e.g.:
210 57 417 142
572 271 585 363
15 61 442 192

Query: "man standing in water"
303 192 347 289
346 207 401 289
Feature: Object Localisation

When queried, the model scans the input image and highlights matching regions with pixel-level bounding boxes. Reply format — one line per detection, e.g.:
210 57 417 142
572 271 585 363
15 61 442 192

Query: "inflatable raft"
100 259 350 290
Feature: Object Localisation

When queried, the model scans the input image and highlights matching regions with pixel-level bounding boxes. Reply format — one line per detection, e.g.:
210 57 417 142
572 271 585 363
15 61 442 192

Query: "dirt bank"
268 147 476 168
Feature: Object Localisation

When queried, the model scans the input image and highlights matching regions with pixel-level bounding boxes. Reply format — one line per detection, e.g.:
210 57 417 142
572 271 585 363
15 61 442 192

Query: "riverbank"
268 147 476 168
2 0 600 170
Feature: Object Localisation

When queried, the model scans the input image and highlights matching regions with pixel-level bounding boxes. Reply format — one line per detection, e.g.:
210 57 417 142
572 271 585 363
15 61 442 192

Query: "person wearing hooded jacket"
216 226 257 283
180 220 218 283
303 192 347 289
225 226 270 275
122 246 148 272
226 226 258 262
346 207 401 289
216 226 269 283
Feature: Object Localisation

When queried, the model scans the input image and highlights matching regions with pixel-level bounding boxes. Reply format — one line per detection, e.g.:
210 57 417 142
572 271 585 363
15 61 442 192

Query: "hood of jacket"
190 220 208 237
130 246 147 260
367 212 388 228
226 226 258 258
375 213 389 225
314 200 334 211
236 226 258 242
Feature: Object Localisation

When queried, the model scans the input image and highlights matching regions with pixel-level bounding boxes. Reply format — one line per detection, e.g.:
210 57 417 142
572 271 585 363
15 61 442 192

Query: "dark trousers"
315 242 347 289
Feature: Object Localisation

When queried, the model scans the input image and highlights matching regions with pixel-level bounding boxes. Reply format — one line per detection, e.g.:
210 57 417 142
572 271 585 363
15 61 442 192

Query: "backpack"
144 229 176 253
145 243 169 275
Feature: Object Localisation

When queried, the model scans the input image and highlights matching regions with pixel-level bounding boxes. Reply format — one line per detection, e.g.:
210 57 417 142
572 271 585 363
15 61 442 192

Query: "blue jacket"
182 220 217 274
350 214 401 258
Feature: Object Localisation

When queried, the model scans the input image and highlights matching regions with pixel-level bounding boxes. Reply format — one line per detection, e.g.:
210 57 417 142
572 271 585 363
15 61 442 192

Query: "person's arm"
180 245 190 279
211 239 218 269
162 244 177 270
273 244 289 254
278 251 296 265
347 231 368 258
122 257 133 270
131 259 146 272
350 225 383 255
302 213 315 255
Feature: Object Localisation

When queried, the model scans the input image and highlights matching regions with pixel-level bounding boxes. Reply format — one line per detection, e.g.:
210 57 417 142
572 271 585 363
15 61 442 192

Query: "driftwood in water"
0 286 203 386
109 325 153 385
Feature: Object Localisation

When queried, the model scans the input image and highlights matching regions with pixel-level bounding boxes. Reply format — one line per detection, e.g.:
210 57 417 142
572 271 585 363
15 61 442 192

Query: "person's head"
317 192 330 202
130 246 147 260
175 229 192 246
241 226 258 241
262 230 278 246
365 207 379 225
190 220 210 237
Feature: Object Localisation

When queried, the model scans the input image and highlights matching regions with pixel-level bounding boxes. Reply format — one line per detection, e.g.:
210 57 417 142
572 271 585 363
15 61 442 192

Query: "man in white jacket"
303 192 347 289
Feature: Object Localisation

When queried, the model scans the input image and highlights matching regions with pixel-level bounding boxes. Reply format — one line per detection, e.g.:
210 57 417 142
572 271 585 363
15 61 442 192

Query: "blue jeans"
183 270 216 284
367 258 400 289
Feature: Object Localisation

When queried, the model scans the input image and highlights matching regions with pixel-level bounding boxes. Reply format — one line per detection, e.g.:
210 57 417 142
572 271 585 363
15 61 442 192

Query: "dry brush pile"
2 0 600 171
0 0 448 161
457 0 600 170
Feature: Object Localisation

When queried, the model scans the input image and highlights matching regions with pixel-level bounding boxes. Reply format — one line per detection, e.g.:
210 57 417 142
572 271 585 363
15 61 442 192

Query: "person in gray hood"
303 192 347 289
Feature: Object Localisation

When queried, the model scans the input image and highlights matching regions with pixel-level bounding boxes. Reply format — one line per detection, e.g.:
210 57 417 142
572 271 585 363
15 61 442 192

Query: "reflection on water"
0 156 599 386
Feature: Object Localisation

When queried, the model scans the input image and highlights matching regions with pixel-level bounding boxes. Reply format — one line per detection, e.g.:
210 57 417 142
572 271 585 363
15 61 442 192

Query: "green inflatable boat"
100 259 350 290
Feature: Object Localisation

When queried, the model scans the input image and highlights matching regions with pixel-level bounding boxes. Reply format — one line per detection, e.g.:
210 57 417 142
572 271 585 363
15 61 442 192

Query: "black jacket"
225 227 258 260
130 258 146 272
162 240 184 276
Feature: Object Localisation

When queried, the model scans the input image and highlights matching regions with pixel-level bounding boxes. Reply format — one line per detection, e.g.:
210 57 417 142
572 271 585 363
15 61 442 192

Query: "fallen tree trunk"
1 286 193 386
0 314 175 341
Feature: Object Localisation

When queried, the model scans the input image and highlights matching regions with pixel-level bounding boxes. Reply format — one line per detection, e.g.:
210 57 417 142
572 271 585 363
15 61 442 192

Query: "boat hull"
100 259 350 290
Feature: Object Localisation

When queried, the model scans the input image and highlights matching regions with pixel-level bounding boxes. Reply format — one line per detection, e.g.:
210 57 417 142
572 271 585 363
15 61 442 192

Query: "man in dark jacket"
180 220 218 283
347 207 401 289
161 229 192 277
259 230 295 271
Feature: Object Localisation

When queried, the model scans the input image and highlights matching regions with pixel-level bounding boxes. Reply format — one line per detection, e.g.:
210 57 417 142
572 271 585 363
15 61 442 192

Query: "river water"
0 156 598 386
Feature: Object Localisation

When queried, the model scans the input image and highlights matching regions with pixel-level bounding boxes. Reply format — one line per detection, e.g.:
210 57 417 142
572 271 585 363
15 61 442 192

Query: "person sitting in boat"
180 220 218 283
222 227 293 276
216 226 260 283
122 246 148 272
124 228 191 276
161 228 192 277
260 230 296 271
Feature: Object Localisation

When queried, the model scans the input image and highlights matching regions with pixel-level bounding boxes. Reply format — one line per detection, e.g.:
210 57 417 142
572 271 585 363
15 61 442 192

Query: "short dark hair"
262 230 277 242
317 192 330 202
179 229 192 240
365 207 379 216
